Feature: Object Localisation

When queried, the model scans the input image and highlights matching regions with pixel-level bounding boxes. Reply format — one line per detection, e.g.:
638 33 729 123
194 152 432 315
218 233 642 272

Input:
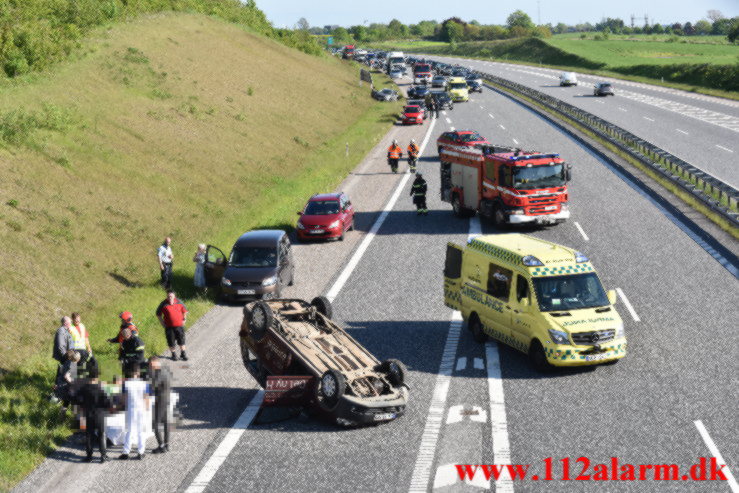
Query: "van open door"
443 243 464 311
204 245 227 286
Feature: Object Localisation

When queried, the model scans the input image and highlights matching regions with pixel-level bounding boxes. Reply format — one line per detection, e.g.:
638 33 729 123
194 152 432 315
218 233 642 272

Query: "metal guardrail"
474 70 739 231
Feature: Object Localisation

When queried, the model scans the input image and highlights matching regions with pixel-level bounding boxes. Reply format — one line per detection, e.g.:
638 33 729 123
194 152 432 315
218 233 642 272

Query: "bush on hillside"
614 63 739 92
0 0 322 77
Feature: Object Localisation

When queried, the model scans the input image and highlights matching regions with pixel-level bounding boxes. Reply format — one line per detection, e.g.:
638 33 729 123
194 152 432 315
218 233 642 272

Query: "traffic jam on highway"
24 46 737 493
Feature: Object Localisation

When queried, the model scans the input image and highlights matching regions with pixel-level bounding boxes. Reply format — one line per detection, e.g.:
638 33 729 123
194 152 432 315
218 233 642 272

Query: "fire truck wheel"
493 205 507 227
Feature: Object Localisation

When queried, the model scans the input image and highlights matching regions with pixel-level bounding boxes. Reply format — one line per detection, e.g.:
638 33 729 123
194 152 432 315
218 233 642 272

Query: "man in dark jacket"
149 357 172 453
76 363 111 462
120 328 145 371
410 173 428 215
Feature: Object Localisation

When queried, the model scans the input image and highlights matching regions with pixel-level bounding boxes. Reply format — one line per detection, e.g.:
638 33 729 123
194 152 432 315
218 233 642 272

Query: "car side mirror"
607 290 617 305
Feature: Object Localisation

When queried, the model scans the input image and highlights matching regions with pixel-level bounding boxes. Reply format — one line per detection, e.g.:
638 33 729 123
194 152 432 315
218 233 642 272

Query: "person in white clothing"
157 237 174 290
119 363 150 460
192 243 207 293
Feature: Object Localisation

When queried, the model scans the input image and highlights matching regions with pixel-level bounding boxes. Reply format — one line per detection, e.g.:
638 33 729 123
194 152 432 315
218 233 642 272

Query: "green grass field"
547 37 739 67
0 12 400 490
553 32 731 44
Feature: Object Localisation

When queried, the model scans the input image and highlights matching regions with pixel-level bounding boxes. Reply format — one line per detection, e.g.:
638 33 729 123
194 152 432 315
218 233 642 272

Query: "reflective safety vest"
388 145 402 159
407 144 419 158
70 323 87 350
412 180 427 197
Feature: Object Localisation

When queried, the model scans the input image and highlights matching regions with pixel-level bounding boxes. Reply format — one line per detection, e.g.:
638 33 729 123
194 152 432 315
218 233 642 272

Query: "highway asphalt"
428 56 739 188
15 74 738 493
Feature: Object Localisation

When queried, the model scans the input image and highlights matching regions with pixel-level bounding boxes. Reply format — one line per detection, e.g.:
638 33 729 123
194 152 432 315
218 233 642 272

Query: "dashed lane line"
489 113 495 119
499 124 506 130
616 288 640 322
676 129 689 135
716 145 734 153
445 117 451 124
409 217 481 492
618 107 627 112
486 340 513 493
643 116 655 122
512 138 519 145
694 420 739 493
574 222 589 241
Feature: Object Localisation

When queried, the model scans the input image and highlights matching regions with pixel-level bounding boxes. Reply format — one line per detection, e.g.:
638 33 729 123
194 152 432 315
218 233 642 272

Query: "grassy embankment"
370 37 739 98
0 12 400 490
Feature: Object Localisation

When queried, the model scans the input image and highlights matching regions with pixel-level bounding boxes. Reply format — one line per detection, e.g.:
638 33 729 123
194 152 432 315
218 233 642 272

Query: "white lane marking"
643 116 655 122
445 117 451 124
408 312 463 492
716 145 734 153
479 105 484 109
694 420 739 492
450 126 456 131
434 463 490 489
446 405 488 425
442 110 447 116
455 357 467 371
185 390 265 493
326 116 437 301
616 288 640 322
512 138 519 145
676 128 689 135
409 216 480 493
574 222 589 241
488 113 495 119
618 107 627 112
486 341 513 493
473 357 484 369
499 124 506 130
446 404 463 424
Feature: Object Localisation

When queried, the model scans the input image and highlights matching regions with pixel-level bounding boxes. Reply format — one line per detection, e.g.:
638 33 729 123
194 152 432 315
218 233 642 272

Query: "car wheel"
379 359 407 387
348 220 354 232
529 340 554 372
470 314 487 343
493 205 507 228
247 301 273 342
310 296 333 319
288 273 294 287
315 369 345 412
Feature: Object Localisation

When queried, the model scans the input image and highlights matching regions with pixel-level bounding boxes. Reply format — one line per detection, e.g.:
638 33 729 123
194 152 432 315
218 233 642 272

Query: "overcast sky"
257 0 739 29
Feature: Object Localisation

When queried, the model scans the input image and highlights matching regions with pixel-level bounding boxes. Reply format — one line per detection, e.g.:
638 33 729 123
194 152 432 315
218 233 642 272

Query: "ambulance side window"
487 263 512 301
516 275 529 302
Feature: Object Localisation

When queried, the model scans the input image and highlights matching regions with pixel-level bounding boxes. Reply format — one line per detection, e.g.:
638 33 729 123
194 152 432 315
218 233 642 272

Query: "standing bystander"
156 290 188 361
77 363 111 463
193 244 207 293
70 312 92 372
119 363 150 460
149 357 172 453
157 237 174 290
55 350 80 413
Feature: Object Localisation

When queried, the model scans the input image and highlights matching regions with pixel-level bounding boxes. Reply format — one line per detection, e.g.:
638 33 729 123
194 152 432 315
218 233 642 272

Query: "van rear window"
444 245 463 279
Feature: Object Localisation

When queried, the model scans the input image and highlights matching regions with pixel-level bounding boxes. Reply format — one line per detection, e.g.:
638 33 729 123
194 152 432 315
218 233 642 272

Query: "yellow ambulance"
448 77 469 102
444 234 626 370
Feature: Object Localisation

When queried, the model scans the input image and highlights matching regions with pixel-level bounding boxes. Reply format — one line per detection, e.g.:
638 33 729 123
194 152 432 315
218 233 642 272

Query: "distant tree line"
318 9 739 44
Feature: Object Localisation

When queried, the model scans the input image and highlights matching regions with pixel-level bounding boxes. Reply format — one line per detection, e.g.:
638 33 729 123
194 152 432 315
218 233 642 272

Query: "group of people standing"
387 139 429 215
49 236 202 463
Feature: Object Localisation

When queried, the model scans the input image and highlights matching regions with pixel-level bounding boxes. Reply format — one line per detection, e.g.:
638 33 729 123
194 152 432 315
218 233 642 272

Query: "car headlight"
221 278 232 286
614 323 625 339
297 221 305 230
262 276 278 287
548 329 570 345
328 220 341 229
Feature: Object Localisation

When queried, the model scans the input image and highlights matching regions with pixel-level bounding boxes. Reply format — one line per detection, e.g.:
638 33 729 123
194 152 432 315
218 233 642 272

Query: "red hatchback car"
297 193 355 241
402 105 425 125
436 130 489 153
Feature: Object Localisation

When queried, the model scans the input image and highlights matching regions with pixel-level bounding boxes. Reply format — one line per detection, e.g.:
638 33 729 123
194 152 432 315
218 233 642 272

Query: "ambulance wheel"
470 314 487 343
529 340 554 372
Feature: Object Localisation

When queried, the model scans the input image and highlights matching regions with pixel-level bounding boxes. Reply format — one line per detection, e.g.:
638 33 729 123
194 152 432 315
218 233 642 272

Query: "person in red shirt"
156 290 188 361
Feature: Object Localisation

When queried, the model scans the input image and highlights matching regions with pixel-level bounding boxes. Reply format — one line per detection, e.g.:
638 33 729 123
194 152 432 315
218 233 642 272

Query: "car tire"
529 340 554 373
310 296 333 319
379 359 407 387
470 314 487 343
247 301 273 342
348 220 354 232
288 273 294 287
315 369 345 412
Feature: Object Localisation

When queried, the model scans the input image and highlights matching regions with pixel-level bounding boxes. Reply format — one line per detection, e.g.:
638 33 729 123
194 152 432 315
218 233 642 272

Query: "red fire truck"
342 45 355 59
440 144 572 225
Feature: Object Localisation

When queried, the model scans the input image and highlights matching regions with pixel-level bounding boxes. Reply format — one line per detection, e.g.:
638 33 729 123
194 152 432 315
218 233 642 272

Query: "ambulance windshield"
532 273 609 311
513 164 565 190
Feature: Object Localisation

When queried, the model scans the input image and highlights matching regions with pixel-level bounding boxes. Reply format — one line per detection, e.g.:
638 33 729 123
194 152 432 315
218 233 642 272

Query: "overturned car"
239 297 409 426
